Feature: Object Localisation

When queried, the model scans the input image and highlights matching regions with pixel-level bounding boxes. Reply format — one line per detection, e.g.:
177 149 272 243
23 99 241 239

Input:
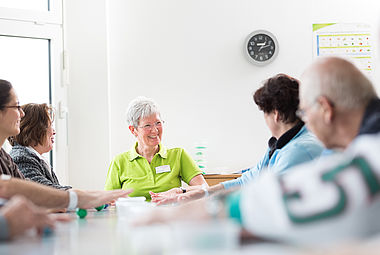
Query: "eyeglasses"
296 95 335 121
138 121 164 131
296 99 319 121
4 105 22 111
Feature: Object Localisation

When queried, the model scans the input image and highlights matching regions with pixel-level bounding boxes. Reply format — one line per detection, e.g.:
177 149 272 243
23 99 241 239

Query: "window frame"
0 0 62 24
0 0 68 184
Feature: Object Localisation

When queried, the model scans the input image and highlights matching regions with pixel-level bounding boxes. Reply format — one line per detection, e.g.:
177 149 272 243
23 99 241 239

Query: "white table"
0 207 301 255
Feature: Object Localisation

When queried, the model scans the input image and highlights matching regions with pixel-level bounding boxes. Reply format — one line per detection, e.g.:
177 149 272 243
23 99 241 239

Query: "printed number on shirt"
279 156 380 224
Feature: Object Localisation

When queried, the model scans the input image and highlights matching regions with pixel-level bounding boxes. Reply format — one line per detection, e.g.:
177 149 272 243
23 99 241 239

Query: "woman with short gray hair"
105 96 207 200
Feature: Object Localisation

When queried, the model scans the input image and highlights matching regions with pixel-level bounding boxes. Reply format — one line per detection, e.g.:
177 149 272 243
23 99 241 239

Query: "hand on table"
150 188 182 205
75 189 133 209
151 188 207 206
1 195 69 239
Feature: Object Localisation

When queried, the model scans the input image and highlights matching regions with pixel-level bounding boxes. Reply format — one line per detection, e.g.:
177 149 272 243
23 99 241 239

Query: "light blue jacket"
222 126 324 190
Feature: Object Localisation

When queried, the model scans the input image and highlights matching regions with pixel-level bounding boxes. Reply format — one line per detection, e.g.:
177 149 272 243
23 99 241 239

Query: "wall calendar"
313 23 372 76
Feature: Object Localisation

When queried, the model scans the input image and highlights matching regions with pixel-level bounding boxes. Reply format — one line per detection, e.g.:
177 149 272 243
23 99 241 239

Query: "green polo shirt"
104 143 202 201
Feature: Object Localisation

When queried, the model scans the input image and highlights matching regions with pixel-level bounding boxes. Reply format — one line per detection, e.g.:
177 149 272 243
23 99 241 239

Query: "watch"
245 30 279 66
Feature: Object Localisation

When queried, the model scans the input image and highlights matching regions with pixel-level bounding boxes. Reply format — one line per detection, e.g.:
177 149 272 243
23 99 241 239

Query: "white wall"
65 0 110 189
65 0 380 189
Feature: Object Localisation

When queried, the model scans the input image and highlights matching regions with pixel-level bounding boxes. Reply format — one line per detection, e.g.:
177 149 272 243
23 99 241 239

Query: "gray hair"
300 57 377 109
126 96 161 127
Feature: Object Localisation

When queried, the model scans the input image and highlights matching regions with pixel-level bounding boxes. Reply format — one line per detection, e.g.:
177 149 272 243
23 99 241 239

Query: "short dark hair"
253 74 301 124
0 79 13 111
9 103 54 147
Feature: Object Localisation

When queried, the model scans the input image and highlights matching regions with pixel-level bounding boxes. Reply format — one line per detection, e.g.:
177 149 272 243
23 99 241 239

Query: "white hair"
126 96 161 127
300 57 377 109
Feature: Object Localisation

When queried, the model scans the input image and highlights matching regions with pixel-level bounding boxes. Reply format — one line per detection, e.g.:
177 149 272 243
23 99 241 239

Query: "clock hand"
258 44 270 52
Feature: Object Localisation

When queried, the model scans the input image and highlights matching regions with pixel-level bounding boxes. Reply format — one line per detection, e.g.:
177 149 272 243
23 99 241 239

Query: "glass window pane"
0 36 50 105
0 0 48 11
0 35 51 160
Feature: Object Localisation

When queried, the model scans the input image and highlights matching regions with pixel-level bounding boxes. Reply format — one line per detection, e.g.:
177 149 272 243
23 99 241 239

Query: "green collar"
127 142 167 161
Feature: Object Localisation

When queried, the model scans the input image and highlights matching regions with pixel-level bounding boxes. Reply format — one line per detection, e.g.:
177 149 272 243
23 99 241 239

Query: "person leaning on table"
151 74 324 205
8 103 71 190
0 79 132 241
0 176 132 241
104 96 207 200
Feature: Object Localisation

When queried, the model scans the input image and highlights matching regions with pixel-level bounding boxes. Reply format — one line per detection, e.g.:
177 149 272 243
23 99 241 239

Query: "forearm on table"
179 183 224 201
181 185 202 192
208 183 225 196
0 178 69 209
179 174 208 192
180 183 224 195
188 174 208 186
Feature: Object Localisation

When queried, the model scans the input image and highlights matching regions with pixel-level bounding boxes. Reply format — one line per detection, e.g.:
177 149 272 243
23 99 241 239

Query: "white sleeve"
240 134 380 245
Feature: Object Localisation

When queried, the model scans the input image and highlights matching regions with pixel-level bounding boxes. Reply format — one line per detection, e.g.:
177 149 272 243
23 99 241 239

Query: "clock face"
245 30 278 65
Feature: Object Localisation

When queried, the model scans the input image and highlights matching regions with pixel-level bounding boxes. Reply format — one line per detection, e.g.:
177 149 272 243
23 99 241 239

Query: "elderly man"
138 57 380 245
299 57 380 148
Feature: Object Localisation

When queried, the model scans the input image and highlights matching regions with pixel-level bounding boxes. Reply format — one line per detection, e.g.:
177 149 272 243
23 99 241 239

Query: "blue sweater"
222 126 323 190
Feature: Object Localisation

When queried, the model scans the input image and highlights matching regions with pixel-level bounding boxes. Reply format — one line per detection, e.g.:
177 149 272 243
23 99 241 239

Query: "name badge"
155 165 171 174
